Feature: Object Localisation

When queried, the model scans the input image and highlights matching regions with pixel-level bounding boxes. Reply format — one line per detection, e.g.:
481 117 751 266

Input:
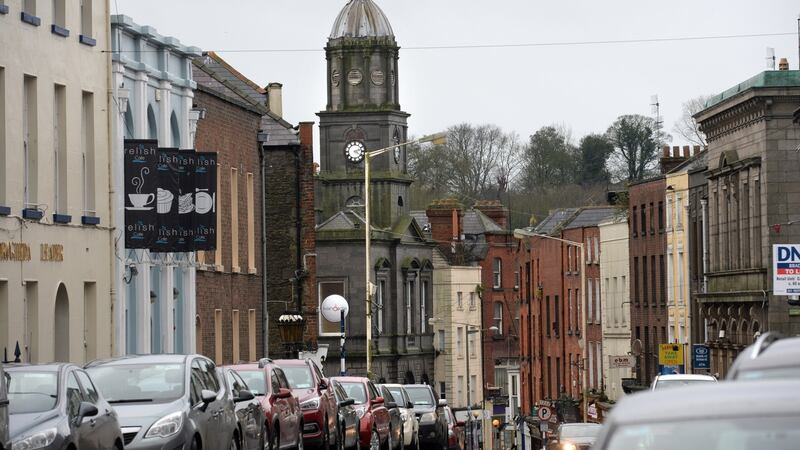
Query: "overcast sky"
116 0 799 154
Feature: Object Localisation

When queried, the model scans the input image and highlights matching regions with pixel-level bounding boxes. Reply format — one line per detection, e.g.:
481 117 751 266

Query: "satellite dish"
631 339 643 356
321 295 349 323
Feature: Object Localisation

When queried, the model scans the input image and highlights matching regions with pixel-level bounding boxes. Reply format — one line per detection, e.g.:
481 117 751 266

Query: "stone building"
694 68 800 376
315 0 435 381
0 0 112 363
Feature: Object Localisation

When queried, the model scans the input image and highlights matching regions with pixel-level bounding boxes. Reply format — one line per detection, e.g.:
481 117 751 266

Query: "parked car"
86 354 237 450
219 367 266 450
330 380 360 450
545 422 602 450
376 385 402 449
274 359 337 449
727 332 800 380
403 384 447 449
7 363 123 450
650 373 717 390
332 376 391 450
442 406 464 450
230 359 304 450
0 362 9 450
593 379 800 449
380 384 418 450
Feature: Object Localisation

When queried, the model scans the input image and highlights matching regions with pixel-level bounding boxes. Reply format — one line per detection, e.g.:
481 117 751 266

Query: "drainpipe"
700 199 709 293
258 135 269 358
294 145 303 313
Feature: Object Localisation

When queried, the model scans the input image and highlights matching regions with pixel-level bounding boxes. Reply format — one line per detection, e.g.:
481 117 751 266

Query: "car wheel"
370 429 380 450
190 436 200 450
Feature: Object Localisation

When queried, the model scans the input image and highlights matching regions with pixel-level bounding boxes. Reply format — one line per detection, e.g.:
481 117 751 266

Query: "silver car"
87 354 239 450
381 384 418 450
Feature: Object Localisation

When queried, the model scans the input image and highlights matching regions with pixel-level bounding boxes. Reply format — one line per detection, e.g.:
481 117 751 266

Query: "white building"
109 15 202 355
599 218 632 401
0 0 112 363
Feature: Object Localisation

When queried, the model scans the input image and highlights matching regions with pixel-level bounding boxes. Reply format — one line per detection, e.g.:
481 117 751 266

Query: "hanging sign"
124 140 159 249
773 244 800 295
175 150 196 253
193 152 217 250
153 148 181 253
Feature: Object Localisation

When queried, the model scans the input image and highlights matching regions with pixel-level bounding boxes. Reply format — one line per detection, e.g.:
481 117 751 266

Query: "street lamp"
364 132 447 377
513 228 589 423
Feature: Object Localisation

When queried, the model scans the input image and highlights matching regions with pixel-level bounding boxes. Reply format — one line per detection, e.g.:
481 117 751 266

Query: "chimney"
473 200 509 230
779 58 789 71
682 146 690 158
426 199 464 258
660 144 690 173
298 121 314 149
693 145 701 156
267 82 283 117
662 145 671 157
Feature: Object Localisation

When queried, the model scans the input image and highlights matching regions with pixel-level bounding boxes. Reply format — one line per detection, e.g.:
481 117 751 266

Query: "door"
75 370 116 449
66 371 97 449
189 359 214 448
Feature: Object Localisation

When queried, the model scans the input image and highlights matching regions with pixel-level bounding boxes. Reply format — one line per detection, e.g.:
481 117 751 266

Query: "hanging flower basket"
277 312 306 344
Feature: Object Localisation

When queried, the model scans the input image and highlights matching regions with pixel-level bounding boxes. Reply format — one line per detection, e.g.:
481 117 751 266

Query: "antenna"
650 94 662 129
766 47 776 70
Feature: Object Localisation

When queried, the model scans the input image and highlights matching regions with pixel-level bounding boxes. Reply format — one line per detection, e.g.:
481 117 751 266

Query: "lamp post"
364 132 447 377
514 229 588 423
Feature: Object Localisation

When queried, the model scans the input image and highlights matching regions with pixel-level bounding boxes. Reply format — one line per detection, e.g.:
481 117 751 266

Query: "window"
80 0 93 37
567 246 573 272
456 376 464 405
23 0 36 15
470 375 477 405
248 309 256 362
667 251 674 304
75 371 99 403
588 342 595 388
514 269 520 290
586 239 592 265
469 292 476 310
230 167 240 272
640 204 647 234
594 237 600 264
642 257 648 306
652 255 657 307
439 382 446 399
406 278 415 335
54 84 66 213
567 289 573 330
587 279 593 323
593 278 599 323
677 252 684 305
376 280 385 335
632 206 638 236
457 291 463 310
633 257 640 304
319 281 345 335
545 296 551 337
666 198 673 229
658 201 664 230
82 91 95 216
52 0 65 29
469 331 476 357
246 173 255 273
23 75 38 207
438 329 445 352
676 194 683 228
493 258 502 288
494 302 503 335
457 327 464 358
232 309 240 363
66 372 82 419
214 309 222 364
420 280 428 333
649 202 655 233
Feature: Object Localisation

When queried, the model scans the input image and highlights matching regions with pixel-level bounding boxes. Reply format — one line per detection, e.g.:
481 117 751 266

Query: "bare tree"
672 95 711 147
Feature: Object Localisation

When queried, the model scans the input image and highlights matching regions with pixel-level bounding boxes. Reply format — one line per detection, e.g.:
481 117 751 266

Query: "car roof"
331 376 367 383
272 359 311 366
654 374 716 381
737 337 800 368
86 354 194 367
5 363 76 372
608 380 800 424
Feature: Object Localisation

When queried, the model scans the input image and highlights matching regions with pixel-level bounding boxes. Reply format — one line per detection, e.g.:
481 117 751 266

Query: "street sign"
693 344 710 369
609 355 635 368
773 244 800 295
659 344 684 366
537 406 552 421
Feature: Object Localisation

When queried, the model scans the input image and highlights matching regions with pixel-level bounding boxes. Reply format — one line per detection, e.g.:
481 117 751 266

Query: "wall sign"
40 244 64 262
0 242 31 262
773 244 800 295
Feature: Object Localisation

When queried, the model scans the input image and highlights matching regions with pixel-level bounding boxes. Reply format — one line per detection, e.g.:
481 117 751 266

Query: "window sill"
232 266 241 274
248 268 258 275
79 34 96 46
22 208 43 221
0 5 9 14
0 206 10 216
21 12 41 26
469 306 477 311
82 215 100 225
53 214 72 224
51 24 69 37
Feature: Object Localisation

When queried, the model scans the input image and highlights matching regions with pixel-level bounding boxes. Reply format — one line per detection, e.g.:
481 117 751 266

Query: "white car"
382 384 420 450
651 374 717 390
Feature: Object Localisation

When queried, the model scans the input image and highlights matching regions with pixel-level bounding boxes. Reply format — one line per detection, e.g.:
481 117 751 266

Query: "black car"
331 380 359 450
219 367 265 450
403 385 447 449
727 332 800 381
7 363 123 450
377 385 402 450
0 363 8 450
86 354 238 450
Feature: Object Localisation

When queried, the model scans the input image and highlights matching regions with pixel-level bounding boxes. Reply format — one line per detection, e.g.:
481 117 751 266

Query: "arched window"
147 105 158 141
170 111 181 147
54 284 69 362
493 258 502 288
124 107 134 139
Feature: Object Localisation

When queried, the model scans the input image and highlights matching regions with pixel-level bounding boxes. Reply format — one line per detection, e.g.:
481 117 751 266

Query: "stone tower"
317 0 411 229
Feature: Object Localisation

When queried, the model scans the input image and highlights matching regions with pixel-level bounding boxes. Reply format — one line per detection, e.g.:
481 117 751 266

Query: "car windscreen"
404 387 434 406
339 382 367 404
654 379 715 389
282 366 314 389
7 370 58 414
738 367 800 381
605 416 800 450
560 424 601 439
237 370 267 396
87 363 184 403
387 387 407 404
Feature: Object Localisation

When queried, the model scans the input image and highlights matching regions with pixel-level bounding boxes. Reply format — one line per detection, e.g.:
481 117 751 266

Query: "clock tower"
317 0 411 229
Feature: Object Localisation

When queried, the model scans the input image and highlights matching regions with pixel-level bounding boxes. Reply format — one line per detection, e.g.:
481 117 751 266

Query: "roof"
604 379 800 425
533 208 580 235
330 0 394 39
702 70 800 111
464 209 503 234
563 207 618 230
86 354 192 367
111 15 201 57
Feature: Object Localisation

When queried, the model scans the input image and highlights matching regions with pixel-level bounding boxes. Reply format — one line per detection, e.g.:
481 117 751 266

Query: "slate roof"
563 207 619 230
533 208 580 235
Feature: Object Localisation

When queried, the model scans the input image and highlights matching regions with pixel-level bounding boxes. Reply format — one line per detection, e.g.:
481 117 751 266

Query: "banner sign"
124 140 158 249
193 152 217 250
124 140 217 252
773 244 800 295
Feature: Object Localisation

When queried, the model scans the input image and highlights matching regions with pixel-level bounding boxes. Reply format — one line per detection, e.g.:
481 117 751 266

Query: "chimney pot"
662 145 671 157
682 146 690 159
779 58 789 71
267 82 283 117
693 145 701 156
672 146 680 158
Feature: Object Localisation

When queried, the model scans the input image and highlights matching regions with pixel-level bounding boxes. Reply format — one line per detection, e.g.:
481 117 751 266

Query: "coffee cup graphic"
129 193 155 209
157 188 174 214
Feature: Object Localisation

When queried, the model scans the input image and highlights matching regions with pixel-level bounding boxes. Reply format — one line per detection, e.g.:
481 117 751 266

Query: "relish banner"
123 140 159 249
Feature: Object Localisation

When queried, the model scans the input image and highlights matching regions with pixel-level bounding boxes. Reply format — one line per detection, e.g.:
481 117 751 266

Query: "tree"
672 95 711 147
605 115 666 182
520 126 577 191
577 134 614 185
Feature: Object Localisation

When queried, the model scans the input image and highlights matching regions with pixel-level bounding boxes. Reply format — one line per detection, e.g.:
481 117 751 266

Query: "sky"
114 0 799 156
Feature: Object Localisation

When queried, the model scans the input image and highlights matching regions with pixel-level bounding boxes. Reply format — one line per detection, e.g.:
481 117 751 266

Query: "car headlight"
419 412 436 424
301 397 320 410
356 408 366 419
561 442 577 450
12 428 57 450
145 411 184 439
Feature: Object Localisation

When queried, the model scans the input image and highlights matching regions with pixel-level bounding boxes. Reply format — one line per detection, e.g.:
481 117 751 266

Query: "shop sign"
40 244 64 262
659 344 684 366
0 242 31 262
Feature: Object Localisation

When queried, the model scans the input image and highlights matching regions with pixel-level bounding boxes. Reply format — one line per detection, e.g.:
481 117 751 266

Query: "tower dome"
330 0 394 39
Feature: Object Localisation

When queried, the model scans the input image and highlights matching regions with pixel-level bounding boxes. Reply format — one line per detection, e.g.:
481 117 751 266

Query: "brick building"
192 52 316 364
627 176 668 386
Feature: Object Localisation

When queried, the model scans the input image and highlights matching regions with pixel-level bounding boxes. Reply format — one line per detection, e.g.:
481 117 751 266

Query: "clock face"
345 140 366 163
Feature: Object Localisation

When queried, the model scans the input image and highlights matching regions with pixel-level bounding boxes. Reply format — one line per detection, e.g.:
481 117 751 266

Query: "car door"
311 362 336 442
275 368 300 448
200 359 232 450
66 370 98 450
189 359 215 448
75 370 117 450
367 381 390 439
229 370 260 450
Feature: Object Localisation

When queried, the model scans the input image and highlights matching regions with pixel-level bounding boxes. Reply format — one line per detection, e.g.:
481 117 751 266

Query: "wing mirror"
319 379 329 391
438 399 448 407
235 389 255 403
371 396 385 405
386 401 398 409
406 401 414 409
201 389 217 404
338 398 355 408
275 388 293 399
77 402 98 423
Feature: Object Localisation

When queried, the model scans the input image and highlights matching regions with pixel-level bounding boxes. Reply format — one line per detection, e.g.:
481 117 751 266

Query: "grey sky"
116 0 799 154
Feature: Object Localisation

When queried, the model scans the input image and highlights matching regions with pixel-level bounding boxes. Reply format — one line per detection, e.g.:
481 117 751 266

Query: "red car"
332 376 392 450
227 359 304 450
273 359 337 449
